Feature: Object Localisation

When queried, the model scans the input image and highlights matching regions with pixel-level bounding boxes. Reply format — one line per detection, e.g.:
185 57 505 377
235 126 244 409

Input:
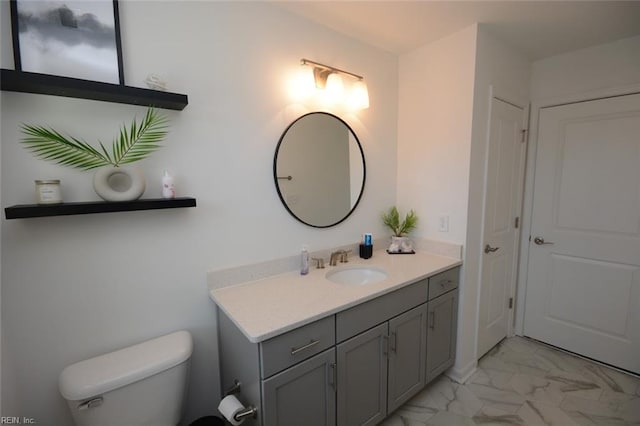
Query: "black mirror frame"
273 112 366 228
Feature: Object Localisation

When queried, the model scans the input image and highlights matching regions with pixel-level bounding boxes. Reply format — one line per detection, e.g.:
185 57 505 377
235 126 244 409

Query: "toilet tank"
59 331 193 426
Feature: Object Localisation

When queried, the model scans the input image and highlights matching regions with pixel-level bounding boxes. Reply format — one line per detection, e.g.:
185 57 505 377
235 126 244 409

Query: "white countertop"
209 250 461 343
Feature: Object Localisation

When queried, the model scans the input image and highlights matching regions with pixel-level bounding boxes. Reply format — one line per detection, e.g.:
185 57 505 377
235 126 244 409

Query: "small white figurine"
162 170 175 199
145 74 167 91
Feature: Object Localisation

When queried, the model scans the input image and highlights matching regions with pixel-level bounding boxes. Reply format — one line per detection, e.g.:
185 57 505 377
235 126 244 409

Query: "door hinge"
521 129 528 143
515 217 520 229
509 297 514 309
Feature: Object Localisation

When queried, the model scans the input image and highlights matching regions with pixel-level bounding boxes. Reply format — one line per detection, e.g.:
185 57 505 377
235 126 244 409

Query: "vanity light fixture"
299 58 369 110
325 72 344 102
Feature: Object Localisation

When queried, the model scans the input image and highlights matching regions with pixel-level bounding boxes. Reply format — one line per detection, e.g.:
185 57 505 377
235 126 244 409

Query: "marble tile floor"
381 336 640 426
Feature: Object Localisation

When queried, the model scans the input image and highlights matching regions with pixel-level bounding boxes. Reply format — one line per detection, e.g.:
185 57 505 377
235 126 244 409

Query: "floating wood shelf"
1 69 188 110
4 197 197 219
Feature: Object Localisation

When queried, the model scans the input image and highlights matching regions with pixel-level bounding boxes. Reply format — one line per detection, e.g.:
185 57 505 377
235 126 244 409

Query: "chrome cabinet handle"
328 363 337 390
429 311 435 330
484 244 500 254
291 339 319 355
534 237 554 245
439 279 453 288
390 332 397 353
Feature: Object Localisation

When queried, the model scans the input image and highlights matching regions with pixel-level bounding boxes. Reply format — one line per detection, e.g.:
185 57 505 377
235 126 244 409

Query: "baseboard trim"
446 359 477 384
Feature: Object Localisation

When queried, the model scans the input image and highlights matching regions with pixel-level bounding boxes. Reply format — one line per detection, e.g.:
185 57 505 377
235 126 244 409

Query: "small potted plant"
382 206 418 253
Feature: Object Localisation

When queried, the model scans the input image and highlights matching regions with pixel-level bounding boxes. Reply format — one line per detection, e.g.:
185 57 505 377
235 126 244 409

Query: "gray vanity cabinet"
262 348 336 426
336 323 388 426
216 266 460 426
387 304 428 412
217 311 335 426
335 280 431 426
425 270 459 383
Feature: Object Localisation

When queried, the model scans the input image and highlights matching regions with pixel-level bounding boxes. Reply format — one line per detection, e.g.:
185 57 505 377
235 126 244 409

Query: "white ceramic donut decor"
93 166 146 202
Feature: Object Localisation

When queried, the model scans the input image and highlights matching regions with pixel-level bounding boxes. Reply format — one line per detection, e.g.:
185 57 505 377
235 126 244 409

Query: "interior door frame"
514 82 640 335
476 85 529 350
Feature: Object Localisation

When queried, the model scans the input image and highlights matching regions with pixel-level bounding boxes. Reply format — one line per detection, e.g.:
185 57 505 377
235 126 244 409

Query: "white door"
524 93 640 374
477 98 527 358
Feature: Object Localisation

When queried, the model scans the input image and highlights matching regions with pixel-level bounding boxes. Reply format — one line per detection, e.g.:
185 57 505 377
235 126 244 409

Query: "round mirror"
273 112 366 228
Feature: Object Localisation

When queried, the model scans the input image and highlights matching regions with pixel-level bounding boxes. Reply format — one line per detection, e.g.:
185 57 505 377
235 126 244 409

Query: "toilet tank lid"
59 330 193 401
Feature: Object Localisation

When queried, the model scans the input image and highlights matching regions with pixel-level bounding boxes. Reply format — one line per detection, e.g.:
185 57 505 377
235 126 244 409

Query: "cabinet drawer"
336 279 429 343
428 267 459 300
260 316 335 378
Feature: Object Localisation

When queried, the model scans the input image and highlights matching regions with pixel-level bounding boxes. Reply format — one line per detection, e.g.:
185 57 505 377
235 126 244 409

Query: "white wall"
397 26 477 244
463 26 530 378
530 35 640 102
398 25 478 380
398 24 531 382
516 34 640 333
0 2 398 423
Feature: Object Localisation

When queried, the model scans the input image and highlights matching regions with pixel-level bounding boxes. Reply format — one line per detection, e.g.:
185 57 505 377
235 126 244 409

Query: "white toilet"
59 330 193 426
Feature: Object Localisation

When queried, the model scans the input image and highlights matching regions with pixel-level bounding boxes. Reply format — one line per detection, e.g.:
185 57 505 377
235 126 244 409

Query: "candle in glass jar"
35 180 62 204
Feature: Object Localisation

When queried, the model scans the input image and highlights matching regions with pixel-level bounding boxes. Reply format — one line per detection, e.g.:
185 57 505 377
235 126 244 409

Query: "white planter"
388 236 414 253
93 166 146 202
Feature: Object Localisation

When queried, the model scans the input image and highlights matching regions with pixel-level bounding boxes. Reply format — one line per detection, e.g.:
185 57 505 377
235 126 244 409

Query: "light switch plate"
438 215 449 232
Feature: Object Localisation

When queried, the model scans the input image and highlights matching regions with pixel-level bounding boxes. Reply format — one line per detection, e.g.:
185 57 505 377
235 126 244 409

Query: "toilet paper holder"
224 379 258 421
225 379 242 397
234 406 258 422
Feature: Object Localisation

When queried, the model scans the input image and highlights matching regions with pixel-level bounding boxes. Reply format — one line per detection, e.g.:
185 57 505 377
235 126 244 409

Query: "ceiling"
275 1 640 60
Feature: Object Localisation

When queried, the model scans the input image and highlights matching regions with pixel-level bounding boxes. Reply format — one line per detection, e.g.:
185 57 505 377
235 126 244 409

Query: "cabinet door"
337 323 388 426
262 348 336 426
426 290 458 383
388 304 428 413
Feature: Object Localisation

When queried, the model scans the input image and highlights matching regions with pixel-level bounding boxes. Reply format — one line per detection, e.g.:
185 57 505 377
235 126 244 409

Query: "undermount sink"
325 266 388 286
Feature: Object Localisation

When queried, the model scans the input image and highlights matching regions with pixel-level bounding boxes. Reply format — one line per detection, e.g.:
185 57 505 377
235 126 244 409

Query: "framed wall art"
10 0 125 85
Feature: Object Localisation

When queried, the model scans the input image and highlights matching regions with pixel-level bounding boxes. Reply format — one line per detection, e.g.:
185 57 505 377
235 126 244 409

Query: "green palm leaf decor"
20 108 169 171
382 206 418 237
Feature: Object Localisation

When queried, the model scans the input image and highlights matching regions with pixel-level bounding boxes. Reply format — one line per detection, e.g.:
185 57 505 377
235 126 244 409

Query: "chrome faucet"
311 257 325 269
329 250 345 266
329 249 352 266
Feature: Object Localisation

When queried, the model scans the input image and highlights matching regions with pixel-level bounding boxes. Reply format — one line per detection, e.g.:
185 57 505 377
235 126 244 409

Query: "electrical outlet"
438 215 449 232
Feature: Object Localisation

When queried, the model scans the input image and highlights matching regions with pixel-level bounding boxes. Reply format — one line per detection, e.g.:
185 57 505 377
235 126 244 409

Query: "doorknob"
533 237 554 245
484 244 500 254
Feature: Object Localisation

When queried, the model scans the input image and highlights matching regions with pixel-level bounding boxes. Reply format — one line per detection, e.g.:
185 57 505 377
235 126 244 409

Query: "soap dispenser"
300 245 309 275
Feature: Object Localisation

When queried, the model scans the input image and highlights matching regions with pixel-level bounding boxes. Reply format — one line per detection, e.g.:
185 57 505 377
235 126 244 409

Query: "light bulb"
289 65 316 100
325 73 344 104
348 80 369 110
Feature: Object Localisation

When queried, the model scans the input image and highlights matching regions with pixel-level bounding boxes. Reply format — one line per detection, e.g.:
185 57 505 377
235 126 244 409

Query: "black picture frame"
10 0 125 85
